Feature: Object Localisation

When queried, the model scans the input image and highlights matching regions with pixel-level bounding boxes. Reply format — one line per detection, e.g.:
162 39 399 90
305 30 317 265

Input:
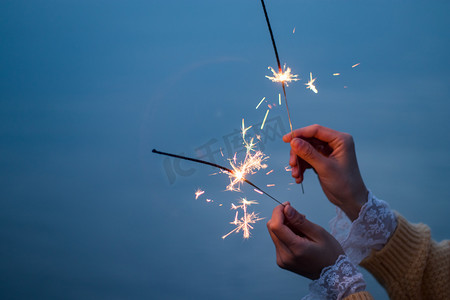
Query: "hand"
266 202 344 280
283 124 368 221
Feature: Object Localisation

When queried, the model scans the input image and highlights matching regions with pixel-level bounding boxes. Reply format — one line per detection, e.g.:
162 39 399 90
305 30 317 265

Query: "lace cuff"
329 191 397 264
302 255 366 300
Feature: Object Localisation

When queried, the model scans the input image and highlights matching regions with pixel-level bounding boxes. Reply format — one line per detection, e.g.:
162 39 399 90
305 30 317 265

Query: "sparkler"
152 149 283 205
260 0 304 193
222 198 264 239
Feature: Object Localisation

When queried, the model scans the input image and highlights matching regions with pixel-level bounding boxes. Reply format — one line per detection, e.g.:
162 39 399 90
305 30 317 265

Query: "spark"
195 189 205 199
266 64 300 86
285 166 292 172
268 104 273 109
241 118 252 141
278 93 281 105
206 199 213 203
261 109 270 129
352 63 360 68
222 199 264 239
333 73 340 76
256 97 266 109
254 189 263 195
305 72 318 94
293 27 296 34
226 149 268 192
266 169 274 175
267 184 275 187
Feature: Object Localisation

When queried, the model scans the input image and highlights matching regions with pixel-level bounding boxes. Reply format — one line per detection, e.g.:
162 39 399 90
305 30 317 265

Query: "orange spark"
266 169 274 175
254 189 263 195
267 184 275 187
352 63 360 68
333 73 340 76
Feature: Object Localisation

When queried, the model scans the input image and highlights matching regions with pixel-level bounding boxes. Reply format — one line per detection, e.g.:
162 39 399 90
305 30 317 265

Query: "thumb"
291 138 326 172
284 204 322 240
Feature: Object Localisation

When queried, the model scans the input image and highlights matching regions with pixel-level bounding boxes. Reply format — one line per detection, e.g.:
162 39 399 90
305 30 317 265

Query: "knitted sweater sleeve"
360 214 450 299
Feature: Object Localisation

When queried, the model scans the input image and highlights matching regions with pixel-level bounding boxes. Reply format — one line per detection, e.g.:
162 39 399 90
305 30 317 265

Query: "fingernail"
286 205 296 219
292 138 302 150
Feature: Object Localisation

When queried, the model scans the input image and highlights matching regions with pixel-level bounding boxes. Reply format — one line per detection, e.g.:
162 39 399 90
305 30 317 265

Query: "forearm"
361 214 450 299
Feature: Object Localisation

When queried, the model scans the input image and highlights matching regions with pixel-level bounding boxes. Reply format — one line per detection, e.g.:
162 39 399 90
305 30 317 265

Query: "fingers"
291 138 328 173
283 204 323 241
267 203 301 249
283 124 341 146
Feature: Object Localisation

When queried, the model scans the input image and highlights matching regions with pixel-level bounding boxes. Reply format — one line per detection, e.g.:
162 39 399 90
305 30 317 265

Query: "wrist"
342 188 369 222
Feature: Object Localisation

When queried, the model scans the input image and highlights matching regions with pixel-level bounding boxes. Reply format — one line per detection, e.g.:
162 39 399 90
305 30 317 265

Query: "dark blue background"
1 0 449 299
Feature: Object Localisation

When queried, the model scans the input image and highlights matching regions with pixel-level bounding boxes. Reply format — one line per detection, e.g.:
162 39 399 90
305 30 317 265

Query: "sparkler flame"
222 198 264 239
305 72 318 94
265 64 299 86
225 119 268 193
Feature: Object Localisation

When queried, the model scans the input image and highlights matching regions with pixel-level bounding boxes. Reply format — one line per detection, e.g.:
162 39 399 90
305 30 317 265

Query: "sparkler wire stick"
260 0 304 193
152 149 283 206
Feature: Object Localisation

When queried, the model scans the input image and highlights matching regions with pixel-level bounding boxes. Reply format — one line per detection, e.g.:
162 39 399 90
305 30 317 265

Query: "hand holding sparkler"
267 202 344 280
283 124 369 221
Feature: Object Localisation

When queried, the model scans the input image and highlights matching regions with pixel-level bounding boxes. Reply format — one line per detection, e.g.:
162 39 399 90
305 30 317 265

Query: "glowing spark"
278 93 281 105
206 199 213 203
225 123 269 192
195 189 205 199
268 104 273 109
333 73 340 76
293 27 296 34
285 166 292 172
226 148 268 192
256 134 261 141
267 184 275 187
305 72 318 94
254 189 263 195
265 64 299 86
266 169 274 175
352 63 360 68
241 118 252 141
256 97 266 109
261 109 270 129
222 199 264 239
219 204 223 207
220 148 224 157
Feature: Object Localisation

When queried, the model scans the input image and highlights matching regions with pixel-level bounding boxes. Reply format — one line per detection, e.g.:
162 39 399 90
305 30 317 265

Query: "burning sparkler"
265 65 299 86
152 150 282 205
260 0 304 193
222 198 264 239
226 119 268 191
305 72 318 94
